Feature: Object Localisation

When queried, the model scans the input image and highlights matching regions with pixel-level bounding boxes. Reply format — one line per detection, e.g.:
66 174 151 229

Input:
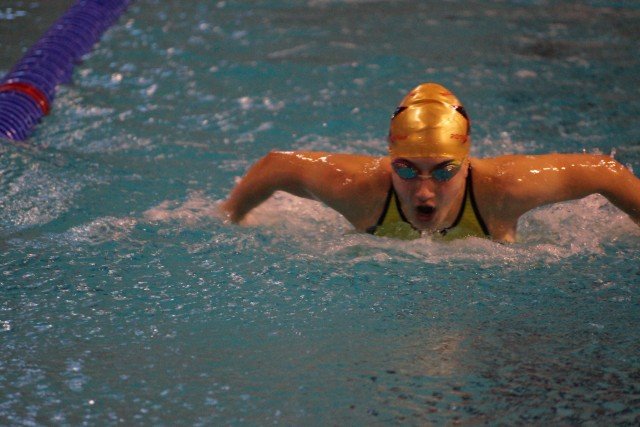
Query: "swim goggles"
391 158 465 182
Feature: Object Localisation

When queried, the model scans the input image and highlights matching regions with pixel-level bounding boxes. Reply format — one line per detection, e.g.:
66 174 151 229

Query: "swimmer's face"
390 156 469 232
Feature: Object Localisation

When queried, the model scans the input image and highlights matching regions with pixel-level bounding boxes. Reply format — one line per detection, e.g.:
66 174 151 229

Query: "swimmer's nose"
414 179 436 202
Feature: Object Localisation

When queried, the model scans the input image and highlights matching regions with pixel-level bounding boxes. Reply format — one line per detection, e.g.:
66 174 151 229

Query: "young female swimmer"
222 83 640 242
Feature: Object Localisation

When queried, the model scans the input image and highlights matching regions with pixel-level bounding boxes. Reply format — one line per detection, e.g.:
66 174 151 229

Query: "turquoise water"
2 0 640 424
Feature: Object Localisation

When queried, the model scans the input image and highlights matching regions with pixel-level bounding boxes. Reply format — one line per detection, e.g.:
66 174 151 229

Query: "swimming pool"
2 0 640 424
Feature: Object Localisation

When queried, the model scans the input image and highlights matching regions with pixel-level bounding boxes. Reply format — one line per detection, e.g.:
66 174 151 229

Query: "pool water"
2 0 640 424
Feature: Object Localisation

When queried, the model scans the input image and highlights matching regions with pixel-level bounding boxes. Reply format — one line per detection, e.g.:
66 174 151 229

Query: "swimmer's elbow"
600 160 638 191
223 152 307 227
598 162 640 223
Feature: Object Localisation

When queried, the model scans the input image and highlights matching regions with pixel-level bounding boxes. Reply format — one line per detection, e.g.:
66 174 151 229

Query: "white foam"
61 216 138 245
0 162 82 231
474 132 541 157
143 191 226 226
141 187 639 268
231 192 640 267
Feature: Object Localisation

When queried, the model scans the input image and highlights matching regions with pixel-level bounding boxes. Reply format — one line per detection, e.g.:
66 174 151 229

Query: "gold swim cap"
388 83 470 160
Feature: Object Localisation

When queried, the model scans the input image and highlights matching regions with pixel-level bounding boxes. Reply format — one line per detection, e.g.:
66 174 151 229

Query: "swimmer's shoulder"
470 154 559 185
469 154 568 203
469 155 520 193
470 152 620 185
469 153 610 222
275 151 391 230
468 156 534 240
332 154 392 230
305 151 391 197
273 150 388 174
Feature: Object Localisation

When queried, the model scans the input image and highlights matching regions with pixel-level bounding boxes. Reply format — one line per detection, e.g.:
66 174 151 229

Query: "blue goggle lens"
432 167 458 182
392 161 462 182
393 163 419 180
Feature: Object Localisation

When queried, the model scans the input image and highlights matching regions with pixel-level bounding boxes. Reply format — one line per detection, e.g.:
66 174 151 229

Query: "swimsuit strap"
367 187 420 239
439 169 470 235
467 166 490 236
440 166 490 238
367 187 394 234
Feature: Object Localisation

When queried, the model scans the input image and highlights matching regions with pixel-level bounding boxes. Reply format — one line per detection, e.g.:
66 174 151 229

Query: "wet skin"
222 151 640 242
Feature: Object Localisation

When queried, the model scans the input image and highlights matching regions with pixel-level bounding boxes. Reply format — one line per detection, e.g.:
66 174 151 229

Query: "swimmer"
222 83 640 242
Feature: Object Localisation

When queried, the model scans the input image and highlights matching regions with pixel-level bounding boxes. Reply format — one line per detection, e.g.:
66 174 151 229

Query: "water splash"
138 187 639 269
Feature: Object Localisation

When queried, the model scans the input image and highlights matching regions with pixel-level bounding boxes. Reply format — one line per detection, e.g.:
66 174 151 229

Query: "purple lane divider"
0 0 131 141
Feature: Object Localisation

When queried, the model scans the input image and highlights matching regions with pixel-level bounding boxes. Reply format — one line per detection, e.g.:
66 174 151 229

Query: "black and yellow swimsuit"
367 168 490 241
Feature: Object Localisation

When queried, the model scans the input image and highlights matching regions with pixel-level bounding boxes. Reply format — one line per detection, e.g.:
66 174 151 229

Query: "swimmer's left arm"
488 154 640 225
222 151 389 227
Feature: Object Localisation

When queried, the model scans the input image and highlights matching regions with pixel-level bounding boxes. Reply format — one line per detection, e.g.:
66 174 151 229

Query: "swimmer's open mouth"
416 205 435 215
415 205 436 223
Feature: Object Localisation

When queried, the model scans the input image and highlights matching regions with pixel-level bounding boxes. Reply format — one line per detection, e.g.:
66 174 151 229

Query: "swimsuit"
367 168 490 241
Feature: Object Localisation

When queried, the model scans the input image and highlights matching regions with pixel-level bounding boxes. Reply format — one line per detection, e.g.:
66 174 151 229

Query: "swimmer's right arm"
221 151 390 228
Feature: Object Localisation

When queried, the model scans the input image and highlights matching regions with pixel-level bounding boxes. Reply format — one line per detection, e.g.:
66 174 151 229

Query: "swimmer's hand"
220 199 241 224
